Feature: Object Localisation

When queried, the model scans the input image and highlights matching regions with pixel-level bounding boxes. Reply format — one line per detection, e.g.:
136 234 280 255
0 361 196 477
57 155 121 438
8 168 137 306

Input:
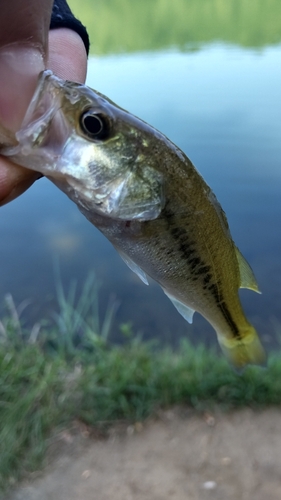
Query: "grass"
1 275 281 492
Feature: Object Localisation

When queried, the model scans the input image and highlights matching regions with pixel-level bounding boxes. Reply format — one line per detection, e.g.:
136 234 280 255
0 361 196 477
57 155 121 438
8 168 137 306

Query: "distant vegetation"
69 0 281 54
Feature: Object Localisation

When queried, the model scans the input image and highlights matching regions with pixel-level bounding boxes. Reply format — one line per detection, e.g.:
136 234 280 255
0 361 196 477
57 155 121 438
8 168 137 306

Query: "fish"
0 70 266 368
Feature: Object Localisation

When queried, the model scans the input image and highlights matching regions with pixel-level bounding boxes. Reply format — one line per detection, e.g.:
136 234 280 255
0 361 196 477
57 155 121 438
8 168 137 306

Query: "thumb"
0 0 53 132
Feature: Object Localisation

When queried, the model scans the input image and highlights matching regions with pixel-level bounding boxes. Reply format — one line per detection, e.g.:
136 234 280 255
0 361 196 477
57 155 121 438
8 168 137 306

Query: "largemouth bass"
0 70 265 368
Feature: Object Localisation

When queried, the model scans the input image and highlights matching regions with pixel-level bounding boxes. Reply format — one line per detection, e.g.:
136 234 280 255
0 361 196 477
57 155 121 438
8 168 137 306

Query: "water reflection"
1 44 281 349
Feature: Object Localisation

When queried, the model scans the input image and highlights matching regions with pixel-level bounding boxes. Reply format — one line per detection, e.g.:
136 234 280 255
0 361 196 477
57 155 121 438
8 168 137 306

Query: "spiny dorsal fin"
235 246 261 294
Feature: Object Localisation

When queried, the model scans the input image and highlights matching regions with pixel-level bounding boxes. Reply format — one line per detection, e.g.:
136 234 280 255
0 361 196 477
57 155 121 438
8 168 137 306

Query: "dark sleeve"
50 0 90 55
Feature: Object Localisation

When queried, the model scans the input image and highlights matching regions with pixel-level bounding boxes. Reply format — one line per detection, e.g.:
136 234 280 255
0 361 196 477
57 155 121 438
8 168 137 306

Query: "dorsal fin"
235 246 261 293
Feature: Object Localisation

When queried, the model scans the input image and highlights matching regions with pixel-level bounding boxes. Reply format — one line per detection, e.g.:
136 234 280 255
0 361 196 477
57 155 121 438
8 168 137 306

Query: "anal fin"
118 250 149 285
163 289 195 324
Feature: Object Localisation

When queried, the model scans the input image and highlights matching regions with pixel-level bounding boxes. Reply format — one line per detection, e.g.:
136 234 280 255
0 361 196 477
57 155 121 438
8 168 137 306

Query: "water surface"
1 43 281 349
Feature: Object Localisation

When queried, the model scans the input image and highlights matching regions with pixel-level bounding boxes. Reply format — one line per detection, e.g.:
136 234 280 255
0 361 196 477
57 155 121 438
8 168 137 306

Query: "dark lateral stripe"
163 206 197 262
163 205 213 278
163 204 240 339
208 283 241 338
220 302 241 338
196 265 211 276
179 243 195 259
203 273 212 284
188 256 201 269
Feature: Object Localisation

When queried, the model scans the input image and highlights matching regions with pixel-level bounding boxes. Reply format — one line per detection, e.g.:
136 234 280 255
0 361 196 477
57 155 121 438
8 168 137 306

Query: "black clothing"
51 0 90 55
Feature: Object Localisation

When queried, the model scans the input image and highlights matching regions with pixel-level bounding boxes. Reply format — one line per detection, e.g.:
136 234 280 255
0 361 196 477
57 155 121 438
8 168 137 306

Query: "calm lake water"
1 43 281 350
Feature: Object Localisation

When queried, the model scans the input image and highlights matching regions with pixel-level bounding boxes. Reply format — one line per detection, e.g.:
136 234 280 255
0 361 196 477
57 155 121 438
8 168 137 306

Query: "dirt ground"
7 407 281 500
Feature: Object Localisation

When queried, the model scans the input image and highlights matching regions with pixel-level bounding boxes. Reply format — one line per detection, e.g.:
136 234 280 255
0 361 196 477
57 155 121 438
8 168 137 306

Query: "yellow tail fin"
218 326 266 370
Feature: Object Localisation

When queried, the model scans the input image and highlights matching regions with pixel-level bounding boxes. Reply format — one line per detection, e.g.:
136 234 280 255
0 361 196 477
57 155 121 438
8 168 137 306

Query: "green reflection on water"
69 0 281 54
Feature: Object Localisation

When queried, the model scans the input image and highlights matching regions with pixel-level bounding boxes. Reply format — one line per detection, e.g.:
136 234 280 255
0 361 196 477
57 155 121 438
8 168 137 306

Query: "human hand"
0 0 88 206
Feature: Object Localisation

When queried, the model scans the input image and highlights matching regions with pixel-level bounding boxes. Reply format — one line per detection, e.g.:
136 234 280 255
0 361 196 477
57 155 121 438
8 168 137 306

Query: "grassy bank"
1 277 281 492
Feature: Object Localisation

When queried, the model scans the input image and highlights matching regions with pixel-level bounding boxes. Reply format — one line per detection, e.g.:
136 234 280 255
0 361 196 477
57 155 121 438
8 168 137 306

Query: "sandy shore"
7 407 281 500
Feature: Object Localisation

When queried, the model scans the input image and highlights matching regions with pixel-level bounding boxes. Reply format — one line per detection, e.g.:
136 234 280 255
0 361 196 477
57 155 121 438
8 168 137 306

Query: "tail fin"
218 326 266 370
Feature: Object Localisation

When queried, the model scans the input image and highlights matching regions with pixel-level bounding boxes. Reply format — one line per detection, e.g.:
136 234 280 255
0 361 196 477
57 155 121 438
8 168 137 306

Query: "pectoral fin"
118 250 149 285
235 247 261 293
163 290 195 324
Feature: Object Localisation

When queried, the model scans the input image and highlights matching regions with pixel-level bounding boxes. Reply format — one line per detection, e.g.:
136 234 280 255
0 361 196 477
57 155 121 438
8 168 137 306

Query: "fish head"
1 70 165 221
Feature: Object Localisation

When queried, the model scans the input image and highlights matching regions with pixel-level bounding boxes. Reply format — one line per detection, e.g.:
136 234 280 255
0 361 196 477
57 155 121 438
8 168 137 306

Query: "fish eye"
79 110 109 140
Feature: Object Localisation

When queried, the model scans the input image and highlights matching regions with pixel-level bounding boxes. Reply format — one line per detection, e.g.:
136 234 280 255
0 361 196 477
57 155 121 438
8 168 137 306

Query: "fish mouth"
14 70 63 149
20 71 61 126
0 70 68 168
